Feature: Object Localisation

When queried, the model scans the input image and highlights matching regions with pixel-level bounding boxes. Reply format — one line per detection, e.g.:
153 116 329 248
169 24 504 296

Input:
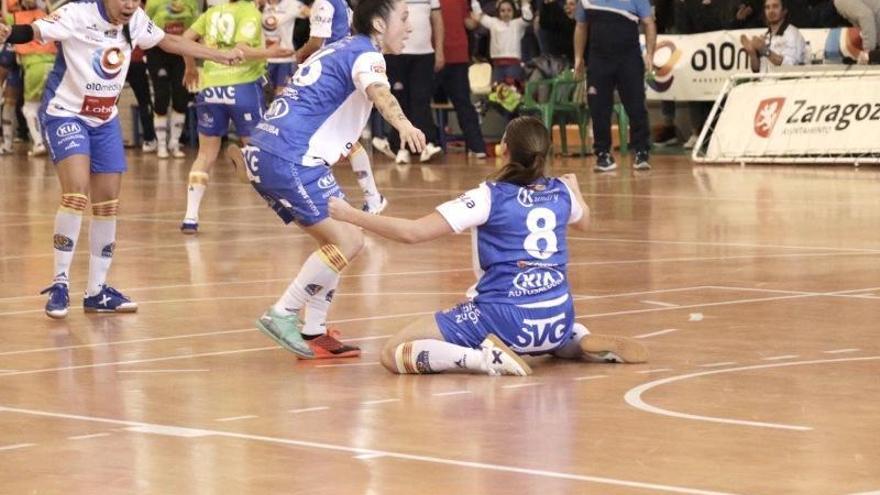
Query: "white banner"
644 28 860 101
705 73 880 160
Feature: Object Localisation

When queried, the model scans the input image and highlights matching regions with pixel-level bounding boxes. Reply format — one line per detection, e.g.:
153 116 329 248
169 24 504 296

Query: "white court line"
288 407 330 414
0 405 737 495
0 443 36 451
636 369 672 374
432 390 473 397
847 491 880 495
67 433 111 440
215 415 259 422
0 369 18 373
641 300 680 308
117 369 210 374
567 236 880 254
360 399 399 406
315 362 381 368
624 356 880 431
634 329 679 339
824 348 860 354
573 375 608 381
761 355 799 361
501 383 542 389
698 362 737 368
353 452 386 460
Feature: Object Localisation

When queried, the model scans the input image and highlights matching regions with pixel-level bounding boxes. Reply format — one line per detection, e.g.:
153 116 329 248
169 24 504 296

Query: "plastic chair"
548 70 590 156
468 63 493 96
518 77 556 129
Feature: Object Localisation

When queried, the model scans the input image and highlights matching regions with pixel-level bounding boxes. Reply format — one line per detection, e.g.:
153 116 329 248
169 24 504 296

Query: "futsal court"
1 149 878 494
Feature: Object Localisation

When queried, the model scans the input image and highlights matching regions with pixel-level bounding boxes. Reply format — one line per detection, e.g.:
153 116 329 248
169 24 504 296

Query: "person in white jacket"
740 0 807 72
471 0 532 84
833 0 880 52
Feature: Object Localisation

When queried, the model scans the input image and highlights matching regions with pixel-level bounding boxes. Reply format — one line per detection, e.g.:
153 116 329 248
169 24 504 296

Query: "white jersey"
262 0 305 63
35 1 165 126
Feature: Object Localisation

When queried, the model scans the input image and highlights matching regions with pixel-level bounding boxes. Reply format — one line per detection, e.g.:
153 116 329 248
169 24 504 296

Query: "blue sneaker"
180 220 198 235
40 283 69 319
83 285 138 313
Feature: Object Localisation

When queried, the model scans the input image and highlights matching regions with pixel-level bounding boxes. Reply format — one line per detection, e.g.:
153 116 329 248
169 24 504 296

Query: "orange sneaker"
302 328 361 359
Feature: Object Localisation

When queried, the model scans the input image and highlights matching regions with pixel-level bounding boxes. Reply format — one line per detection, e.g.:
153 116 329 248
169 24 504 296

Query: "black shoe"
593 152 617 172
633 151 651 171
653 125 679 146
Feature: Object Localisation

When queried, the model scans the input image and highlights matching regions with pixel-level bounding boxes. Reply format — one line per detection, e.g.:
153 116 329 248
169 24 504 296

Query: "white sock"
349 143 381 208
154 113 168 150
302 273 339 336
53 194 88 285
273 245 347 316
552 322 591 359
394 340 486 374
169 111 186 150
23 102 43 147
86 201 118 296
2 102 15 149
184 171 208 221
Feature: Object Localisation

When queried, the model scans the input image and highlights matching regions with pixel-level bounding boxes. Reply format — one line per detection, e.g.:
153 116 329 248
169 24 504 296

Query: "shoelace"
39 284 68 303
101 285 129 301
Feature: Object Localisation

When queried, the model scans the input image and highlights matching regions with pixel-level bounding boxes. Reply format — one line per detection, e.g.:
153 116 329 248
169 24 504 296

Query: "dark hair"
352 0 398 36
488 116 551 186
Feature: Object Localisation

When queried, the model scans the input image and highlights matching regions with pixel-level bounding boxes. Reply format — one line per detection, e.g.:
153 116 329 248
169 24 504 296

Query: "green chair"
614 103 629 153
548 69 591 156
518 77 556 129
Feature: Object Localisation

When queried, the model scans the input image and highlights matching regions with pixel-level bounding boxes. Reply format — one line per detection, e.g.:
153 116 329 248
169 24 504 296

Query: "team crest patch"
101 242 116 258
305 284 323 296
415 351 434 373
325 289 335 302
54 234 74 252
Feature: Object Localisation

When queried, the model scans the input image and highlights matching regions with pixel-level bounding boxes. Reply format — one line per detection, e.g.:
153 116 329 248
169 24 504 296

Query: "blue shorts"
195 80 264 137
435 297 576 356
41 114 127 173
243 145 344 227
267 62 295 88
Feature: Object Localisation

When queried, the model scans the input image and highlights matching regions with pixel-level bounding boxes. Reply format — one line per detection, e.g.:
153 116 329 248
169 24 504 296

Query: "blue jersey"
308 0 351 44
575 0 652 23
435 178 584 307
248 34 388 166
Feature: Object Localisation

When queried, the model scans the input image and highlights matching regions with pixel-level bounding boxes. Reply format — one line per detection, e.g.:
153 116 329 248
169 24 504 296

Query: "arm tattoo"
373 87 408 126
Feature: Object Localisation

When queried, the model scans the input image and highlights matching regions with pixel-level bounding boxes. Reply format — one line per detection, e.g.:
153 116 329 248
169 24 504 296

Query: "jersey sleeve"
634 0 652 19
351 51 389 96
559 180 584 224
574 0 587 22
33 4 76 42
130 8 166 49
435 183 492 233
190 10 208 37
308 0 335 39
235 7 263 46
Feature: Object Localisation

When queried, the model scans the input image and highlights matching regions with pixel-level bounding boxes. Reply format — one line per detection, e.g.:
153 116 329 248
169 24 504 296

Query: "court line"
432 390 473 397
624 356 880 431
360 399 399 406
315 362 381 368
0 405 739 495
67 433 111 441
573 375 608 381
501 383 543 390
697 362 737 368
761 355 799 361
215 416 259 422
353 452 386 460
117 369 210 374
641 300 680 308
636 369 672 374
567 236 880 254
824 349 860 354
288 406 330 414
634 329 680 339
0 443 36 451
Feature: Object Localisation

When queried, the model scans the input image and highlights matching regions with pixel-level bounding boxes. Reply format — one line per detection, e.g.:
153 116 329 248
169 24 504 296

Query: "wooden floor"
1 145 879 495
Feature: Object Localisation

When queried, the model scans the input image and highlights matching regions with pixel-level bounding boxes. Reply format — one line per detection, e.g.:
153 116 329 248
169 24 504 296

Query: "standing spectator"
437 0 487 158
145 0 200 158
653 0 680 146
574 0 655 171
471 0 533 84
386 0 445 164
741 0 807 72
731 0 764 28
536 0 576 61
127 46 158 153
833 0 880 51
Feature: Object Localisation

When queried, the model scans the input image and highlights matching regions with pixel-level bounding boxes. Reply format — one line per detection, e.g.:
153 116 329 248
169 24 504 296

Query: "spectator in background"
127 46 158 154
437 0 488 158
652 0 680 146
386 0 445 164
833 0 880 51
574 0 655 172
471 0 534 84
537 0 576 61
741 0 807 72
731 0 764 28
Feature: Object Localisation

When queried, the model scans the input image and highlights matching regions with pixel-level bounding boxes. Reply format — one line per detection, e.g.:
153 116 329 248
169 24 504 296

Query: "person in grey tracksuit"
833 0 880 51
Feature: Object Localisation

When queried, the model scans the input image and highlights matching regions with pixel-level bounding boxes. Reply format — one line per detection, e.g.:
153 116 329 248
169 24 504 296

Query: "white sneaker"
371 137 395 159
362 195 388 215
28 143 47 156
683 134 698 149
395 149 411 164
468 150 487 159
170 147 186 159
480 334 532 376
419 143 442 163
157 146 169 158
0 143 13 155
141 139 158 153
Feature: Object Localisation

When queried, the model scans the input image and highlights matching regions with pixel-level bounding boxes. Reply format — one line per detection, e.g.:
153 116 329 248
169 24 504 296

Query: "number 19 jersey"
435 178 584 306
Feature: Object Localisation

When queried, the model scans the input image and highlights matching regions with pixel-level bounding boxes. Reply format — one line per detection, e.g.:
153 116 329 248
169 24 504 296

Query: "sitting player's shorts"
242 145 344 227
41 114 127 173
195 80 264 137
435 296 576 356
0 44 22 89
267 62 295 88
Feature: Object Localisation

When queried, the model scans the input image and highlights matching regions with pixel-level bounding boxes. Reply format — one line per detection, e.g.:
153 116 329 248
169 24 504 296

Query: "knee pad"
92 199 119 218
188 171 209 186
59 193 88 214
318 244 348 272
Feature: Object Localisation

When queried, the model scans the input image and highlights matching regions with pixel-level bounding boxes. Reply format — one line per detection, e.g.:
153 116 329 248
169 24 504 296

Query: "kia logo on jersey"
510 267 565 297
56 122 82 137
754 97 786 138
92 48 125 80
317 174 337 189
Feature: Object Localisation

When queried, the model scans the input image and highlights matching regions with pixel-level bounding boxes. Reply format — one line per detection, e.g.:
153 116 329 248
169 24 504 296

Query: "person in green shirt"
179 0 292 234
144 0 200 158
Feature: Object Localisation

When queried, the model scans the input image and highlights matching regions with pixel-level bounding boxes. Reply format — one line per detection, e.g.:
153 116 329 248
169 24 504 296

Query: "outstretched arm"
329 197 454 243
366 83 426 153
158 33 243 64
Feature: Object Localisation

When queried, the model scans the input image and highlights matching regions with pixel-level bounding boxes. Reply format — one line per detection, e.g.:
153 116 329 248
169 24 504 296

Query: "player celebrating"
179 0 293 234
0 0 242 318
228 0 425 358
329 117 648 375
